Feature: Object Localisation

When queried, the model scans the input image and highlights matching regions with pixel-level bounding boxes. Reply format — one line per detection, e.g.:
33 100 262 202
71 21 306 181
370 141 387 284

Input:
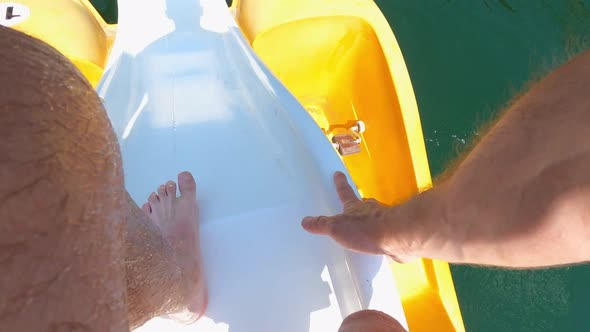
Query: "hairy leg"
0 27 206 331
126 172 206 328
125 191 183 328
0 26 128 331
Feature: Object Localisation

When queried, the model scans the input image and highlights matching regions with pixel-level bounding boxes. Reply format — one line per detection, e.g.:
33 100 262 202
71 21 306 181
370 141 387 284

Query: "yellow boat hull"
4 0 115 87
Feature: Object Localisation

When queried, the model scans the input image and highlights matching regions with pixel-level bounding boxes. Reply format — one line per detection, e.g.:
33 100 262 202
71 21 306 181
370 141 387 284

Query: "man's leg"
125 173 206 328
0 27 205 331
0 26 129 331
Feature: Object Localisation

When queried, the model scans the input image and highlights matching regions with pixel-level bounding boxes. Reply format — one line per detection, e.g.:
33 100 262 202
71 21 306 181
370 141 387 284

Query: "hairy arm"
435 50 590 267
303 50 590 268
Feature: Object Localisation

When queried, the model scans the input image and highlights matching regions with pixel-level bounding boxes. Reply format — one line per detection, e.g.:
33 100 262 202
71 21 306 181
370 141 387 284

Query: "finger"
334 171 359 206
301 216 334 235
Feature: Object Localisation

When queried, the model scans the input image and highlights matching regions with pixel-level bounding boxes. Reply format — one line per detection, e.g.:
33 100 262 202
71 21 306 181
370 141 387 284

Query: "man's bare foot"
142 171 207 324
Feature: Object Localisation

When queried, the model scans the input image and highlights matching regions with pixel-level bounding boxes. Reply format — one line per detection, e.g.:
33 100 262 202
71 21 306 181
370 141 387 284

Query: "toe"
148 192 159 205
166 181 177 197
158 185 167 198
178 171 197 197
141 203 151 214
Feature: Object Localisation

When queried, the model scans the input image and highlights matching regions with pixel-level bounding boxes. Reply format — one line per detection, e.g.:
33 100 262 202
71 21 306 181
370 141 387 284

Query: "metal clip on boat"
332 120 365 156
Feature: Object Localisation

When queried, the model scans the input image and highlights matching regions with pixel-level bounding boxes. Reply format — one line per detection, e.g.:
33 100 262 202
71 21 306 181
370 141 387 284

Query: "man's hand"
301 172 416 263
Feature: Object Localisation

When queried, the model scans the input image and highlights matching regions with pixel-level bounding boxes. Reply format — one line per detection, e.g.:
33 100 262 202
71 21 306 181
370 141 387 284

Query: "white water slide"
98 0 408 330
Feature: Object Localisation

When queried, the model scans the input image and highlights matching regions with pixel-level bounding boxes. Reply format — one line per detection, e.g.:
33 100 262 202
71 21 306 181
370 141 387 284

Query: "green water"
90 1 590 331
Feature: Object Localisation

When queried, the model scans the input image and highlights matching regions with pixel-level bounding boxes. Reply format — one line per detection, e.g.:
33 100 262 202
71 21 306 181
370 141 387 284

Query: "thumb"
301 216 334 235
334 171 359 207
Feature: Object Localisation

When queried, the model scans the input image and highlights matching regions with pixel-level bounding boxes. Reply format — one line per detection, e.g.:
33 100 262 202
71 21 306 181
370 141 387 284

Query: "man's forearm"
393 51 590 267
